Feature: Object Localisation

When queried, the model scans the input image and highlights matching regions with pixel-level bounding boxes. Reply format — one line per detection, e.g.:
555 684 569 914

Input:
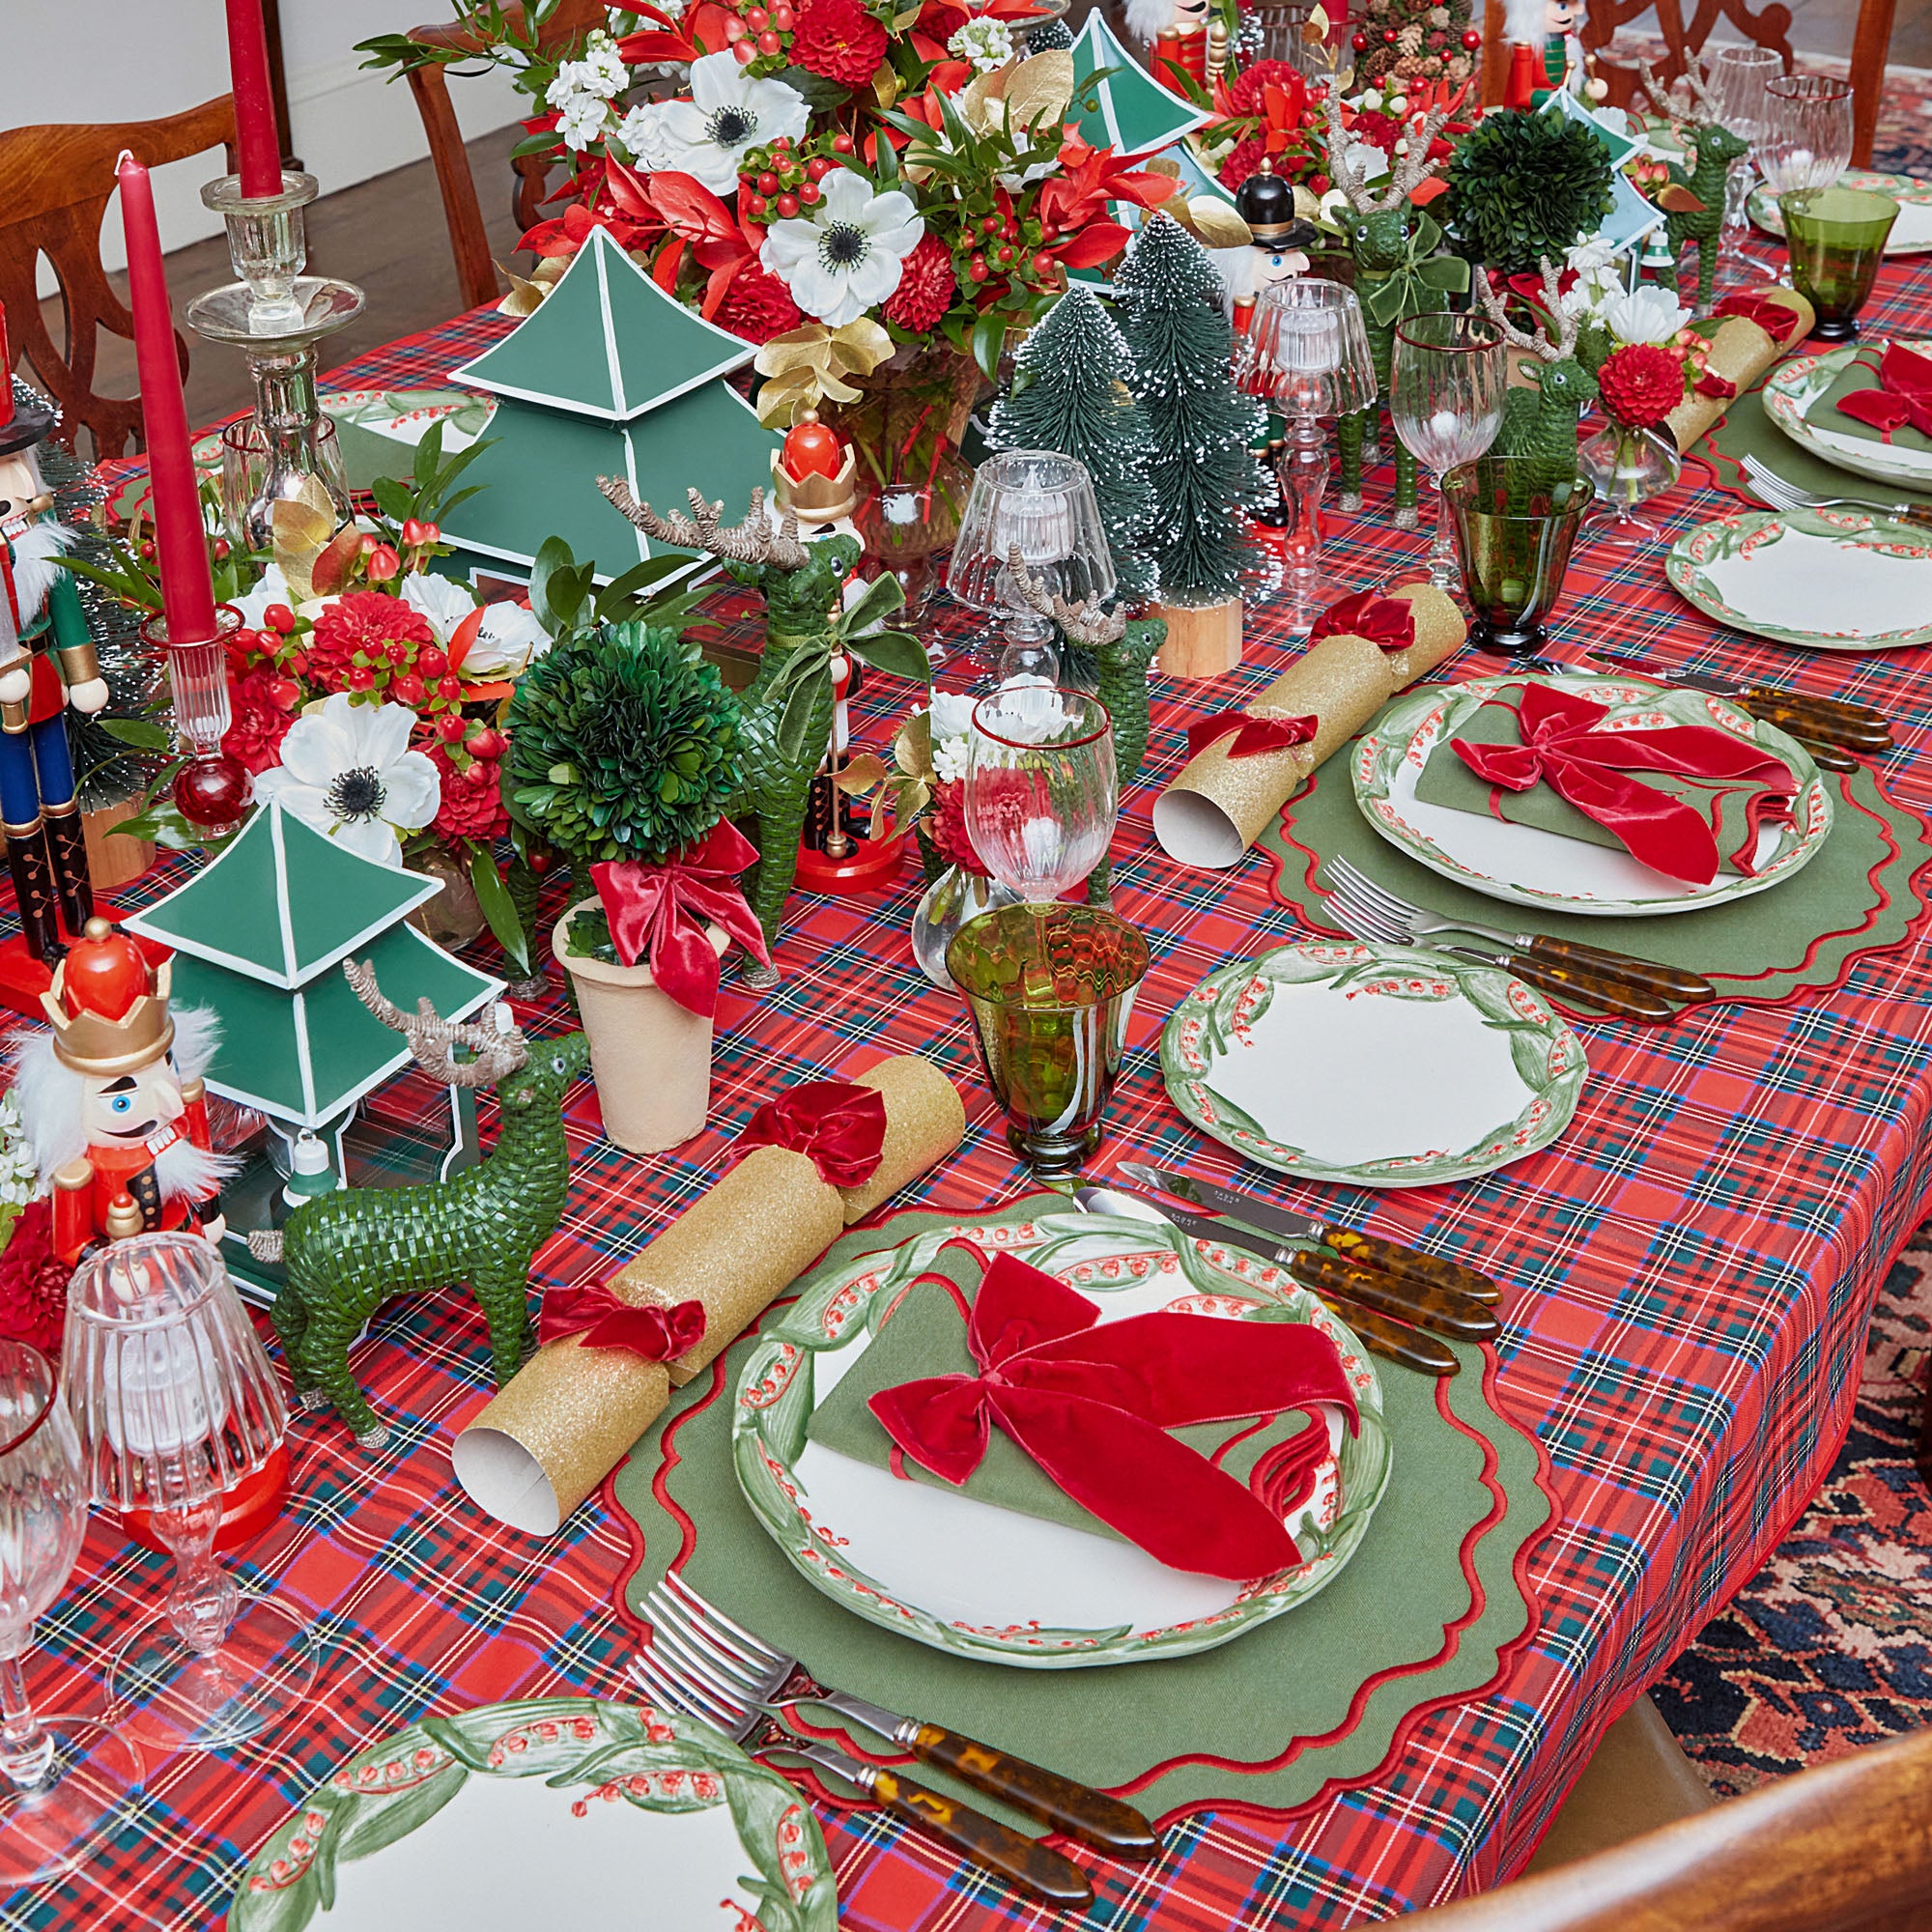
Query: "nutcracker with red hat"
0 303 109 1000
10 918 233 1266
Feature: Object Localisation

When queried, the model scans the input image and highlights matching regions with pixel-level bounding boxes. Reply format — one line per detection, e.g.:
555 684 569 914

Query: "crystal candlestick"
143 608 251 837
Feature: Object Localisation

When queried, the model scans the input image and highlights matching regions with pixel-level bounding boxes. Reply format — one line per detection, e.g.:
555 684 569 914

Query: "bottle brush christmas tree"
986 286 1160 604
1112 212 1267 670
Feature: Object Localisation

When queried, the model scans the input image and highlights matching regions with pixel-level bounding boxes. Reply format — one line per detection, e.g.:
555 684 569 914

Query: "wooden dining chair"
404 0 609 313
1477 0 1893 169
1393 1720 1932 1928
0 97 238 462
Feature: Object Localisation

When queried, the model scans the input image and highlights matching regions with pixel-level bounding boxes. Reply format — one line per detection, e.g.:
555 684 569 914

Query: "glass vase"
1577 421 1682 547
910 864 1023 991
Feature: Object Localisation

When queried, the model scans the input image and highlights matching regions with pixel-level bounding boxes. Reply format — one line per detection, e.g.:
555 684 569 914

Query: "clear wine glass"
1708 45 1781 284
1391 312 1507 592
0 1339 139 1885
964 689 1116 904
64 1232 316 1753
1760 74 1854 197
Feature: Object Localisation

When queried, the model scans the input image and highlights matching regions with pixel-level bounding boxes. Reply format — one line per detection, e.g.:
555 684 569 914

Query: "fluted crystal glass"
964 689 1116 903
1760 74 1853 196
1391 312 1507 590
1709 44 1781 284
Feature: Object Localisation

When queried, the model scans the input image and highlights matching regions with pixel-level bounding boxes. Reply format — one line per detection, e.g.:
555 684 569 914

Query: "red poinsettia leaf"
1055 221 1132 268
652 234 687 292
648 169 741 244
1410 176 1450 206
700 258 746 320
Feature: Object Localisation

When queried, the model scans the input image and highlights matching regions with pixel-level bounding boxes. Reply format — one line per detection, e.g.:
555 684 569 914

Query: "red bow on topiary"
590 820 771 1021
1309 591 1415 652
736 1079 888 1186
540 1281 707 1360
1834 342 1932 440
867 1242 1358 1580
1186 712 1320 760
1451 681 1796 885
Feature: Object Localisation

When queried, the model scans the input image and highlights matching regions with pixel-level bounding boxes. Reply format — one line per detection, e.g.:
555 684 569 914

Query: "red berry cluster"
723 0 797 71
936 200 1060 296
738 131 856 223
232 591 471 723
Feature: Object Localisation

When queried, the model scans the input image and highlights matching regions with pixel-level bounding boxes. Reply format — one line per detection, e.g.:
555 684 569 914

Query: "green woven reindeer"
250 962 590 1449
1474 260 1601 504
1325 98 1465 527
1642 58 1754 314
598 483 923 983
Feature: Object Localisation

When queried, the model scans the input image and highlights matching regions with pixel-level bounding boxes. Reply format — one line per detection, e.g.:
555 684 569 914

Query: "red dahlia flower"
0 1202 69 1353
306 590 435 694
1598 342 1686 430
928 781 988 876
429 742 511 845
714 264 804 343
224 664 299 775
883 234 957 332
789 0 889 86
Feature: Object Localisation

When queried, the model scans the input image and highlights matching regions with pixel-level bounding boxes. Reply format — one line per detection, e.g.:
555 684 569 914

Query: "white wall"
4 0 526 289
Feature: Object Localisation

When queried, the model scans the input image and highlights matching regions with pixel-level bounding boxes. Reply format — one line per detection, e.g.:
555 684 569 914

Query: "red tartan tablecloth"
14 251 1932 1932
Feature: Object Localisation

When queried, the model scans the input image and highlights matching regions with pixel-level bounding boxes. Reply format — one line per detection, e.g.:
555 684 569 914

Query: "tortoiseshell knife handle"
1736 686 1890 743
1289 1252 1497 1344
1738 703 1867 766
1317 1228 1501 1306
1499 953 1677 1021
1522 938 1715 1004
1285 1261 1460 1376
910 1725 1160 1859
872 1767 1096 1907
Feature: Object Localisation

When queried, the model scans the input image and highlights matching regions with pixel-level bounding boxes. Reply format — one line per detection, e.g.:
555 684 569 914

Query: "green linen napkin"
806 1248 1321 1548
1812 351 1932 452
1411 684 1774 874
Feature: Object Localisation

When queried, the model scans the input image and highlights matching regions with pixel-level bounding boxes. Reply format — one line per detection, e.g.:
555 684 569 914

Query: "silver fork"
632 1571 1150 1870
1741 452 1932 527
1321 856 1713 1010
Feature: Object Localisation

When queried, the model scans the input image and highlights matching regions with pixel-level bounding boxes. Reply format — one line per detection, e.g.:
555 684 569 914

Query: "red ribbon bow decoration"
1450 682 1797 886
1834 341 1932 441
1693 368 1739 401
1712 291 1804 346
540 1282 707 1359
1186 712 1321 760
589 820 771 1021
1308 590 1416 653
867 1242 1359 1581
736 1080 888 1186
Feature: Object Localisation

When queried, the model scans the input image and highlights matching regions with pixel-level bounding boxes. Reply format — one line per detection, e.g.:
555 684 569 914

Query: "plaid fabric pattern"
15 245 1932 1930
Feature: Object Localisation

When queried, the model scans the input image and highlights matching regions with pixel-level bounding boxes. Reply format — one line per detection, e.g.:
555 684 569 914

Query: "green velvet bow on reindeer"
759 563 927 763
1357 213 1471 330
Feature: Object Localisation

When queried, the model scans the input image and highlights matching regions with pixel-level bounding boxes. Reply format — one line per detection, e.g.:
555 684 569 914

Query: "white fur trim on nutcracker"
6 520 76 631
8 1004 234 1197
1504 0 1547 42
1124 0 1178 43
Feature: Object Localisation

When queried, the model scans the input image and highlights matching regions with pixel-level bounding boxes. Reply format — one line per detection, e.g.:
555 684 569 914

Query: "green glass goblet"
1443 457 1595 662
1781 186 1900 342
947 903 1151 1177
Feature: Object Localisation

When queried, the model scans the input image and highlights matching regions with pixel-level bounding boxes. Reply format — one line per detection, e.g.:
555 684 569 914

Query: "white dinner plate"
1762 340 1932 493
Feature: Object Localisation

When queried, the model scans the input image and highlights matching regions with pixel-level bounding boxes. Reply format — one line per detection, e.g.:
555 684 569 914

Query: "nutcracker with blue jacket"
0 334 107 977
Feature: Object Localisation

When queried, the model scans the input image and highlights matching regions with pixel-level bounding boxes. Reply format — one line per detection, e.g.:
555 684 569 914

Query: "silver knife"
1118 1162 1500 1304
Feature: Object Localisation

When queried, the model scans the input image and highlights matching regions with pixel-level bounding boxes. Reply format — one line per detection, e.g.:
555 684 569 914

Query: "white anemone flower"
464 602 553 680
631 51 809 193
760 168 923 327
397 570 478 644
1603 284 1691 345
230 561 297 631
253 695 440 867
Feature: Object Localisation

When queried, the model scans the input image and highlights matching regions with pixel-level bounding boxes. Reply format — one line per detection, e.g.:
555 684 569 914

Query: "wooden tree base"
1153 597 1243 680
82 801 156 892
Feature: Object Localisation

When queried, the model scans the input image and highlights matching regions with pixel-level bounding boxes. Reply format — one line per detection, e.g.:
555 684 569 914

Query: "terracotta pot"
552 901 727 1153
81 799 156 892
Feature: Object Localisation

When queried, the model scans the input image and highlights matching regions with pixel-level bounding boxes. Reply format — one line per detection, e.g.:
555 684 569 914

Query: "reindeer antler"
1473 258 1579 362
1005 546 1127 650
596 480 810 572
1322 97 1453 216
345 959 527 1091
1639 50 1722 126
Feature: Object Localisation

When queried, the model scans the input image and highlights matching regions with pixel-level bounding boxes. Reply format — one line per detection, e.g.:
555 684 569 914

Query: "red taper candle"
225 0 284 197
118 152 218 642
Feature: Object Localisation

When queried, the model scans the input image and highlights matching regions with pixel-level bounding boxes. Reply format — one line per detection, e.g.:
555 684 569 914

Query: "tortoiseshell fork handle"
1522 938 1715 1004
910 1725 1160 1859
1500 953 1677 1021
1735 688 1890 746
872 1767 1096 1907
1318 1228 1501 1305
1289 1252 1497 1344
1289 1282 1460 1377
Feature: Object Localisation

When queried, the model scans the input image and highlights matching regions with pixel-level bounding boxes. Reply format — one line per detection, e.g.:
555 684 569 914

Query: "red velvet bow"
1308 590 1416 653
1693 368 1739 401
737 1079 887 1186
540 1281 707 1359
867 1242 1358 1581
1450 682 1796 885
1713 291 1804 345
1834 342 1932 440
1186 711 1321 760
589 820 771 1021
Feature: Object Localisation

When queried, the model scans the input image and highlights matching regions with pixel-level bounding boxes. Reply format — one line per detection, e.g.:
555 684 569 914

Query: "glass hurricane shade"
1759 75 1855 195
1250 278 1378 420
946 449 1117 616
1780 186 1899 337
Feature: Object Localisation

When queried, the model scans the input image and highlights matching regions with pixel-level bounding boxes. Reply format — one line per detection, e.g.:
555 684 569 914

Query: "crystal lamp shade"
946 449 1118 615
1253 279 1379 420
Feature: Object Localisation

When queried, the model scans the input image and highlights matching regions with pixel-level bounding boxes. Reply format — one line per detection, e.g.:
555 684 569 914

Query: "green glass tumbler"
1443 457 1594 661
947 903 1151 1177
1781 186 1899 342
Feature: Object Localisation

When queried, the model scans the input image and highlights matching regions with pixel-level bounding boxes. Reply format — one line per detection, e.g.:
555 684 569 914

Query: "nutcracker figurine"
0 330 109 1007
11 917 231 1266
1127 0 1209 93
1503 0 1606 107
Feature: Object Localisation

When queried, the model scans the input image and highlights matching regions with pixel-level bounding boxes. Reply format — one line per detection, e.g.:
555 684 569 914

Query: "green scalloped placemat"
611 1198 1553 1827
1691 376 1932 511
1259 736 1932 1020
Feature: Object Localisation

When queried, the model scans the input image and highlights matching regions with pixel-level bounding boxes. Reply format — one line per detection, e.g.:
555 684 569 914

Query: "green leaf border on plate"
1666 506 1932 649
731 1213 1392 1669
1353 675 1833 919
1161 942 1586 1185
229 1697 837 1932
1763 340 1932 494
1748 168 1932 248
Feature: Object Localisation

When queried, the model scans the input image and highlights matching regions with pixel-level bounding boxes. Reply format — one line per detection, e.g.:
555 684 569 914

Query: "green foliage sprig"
1442 111 1616 276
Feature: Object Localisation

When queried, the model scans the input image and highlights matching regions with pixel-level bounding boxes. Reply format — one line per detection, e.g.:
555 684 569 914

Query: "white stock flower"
760 168 923 327
631 51 809 193
950 17 1015 71
1603 283 1690 345
927 691 977 781
554 87 617 152
253 695 440 867
579 30 631 95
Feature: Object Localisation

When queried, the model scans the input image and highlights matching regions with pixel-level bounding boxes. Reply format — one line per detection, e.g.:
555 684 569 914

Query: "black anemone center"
709 106 754 146
327 766 386 821
820 222 867 268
